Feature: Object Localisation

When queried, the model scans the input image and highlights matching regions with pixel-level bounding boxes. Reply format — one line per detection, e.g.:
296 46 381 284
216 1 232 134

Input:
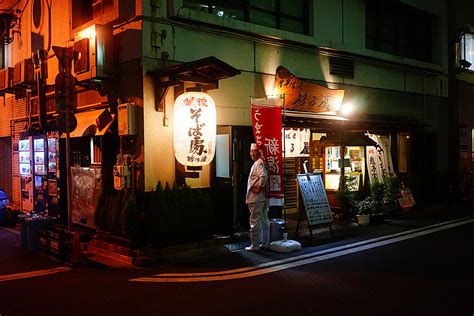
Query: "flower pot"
356 214 370 226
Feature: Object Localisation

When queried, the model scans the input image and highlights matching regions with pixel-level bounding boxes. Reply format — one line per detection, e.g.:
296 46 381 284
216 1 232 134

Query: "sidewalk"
2 203 472 270
0 227 65 276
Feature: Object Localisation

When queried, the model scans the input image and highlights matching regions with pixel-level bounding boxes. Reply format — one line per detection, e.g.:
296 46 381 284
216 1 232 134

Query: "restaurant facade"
0 0 455 237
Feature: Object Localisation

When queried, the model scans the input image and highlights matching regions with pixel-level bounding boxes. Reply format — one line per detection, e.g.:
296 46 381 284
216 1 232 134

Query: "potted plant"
369 180 387 223
382 173 400 215
354 198 375 225
335 175 358 220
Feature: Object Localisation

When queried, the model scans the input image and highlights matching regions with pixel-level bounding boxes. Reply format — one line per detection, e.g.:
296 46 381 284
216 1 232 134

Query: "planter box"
356 214 370 226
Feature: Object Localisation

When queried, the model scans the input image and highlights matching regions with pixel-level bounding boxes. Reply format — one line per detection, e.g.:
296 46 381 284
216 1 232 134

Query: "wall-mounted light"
340 102 353 116
78 25 96 40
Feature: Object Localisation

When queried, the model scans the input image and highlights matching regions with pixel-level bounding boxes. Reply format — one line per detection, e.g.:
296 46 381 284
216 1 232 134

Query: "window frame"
181 0 310 36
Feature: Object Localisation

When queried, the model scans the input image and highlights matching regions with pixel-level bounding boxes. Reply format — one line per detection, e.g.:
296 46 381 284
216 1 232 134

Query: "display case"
324 146 365 191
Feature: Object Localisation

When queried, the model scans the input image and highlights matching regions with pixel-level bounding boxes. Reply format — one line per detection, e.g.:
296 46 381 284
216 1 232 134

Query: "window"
0 44 4 69
472 129 474 162
72 0 93 29
324 146 365 191
365 0 438 63
397 132 410 173
182 0 310 35
460 32 474 71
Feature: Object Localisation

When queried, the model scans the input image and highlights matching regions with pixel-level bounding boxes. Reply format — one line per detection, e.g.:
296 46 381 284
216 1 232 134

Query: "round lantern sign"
173 91 216 166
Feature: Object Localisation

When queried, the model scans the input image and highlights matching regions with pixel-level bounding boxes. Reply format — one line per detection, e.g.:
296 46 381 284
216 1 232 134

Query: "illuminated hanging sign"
174 92 216 166
274 66 345 113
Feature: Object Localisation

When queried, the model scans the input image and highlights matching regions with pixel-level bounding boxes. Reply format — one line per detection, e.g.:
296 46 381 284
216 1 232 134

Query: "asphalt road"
0 215 472 315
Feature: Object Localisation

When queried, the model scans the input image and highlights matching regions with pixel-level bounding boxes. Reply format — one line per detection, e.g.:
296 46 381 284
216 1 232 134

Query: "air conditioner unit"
93 0 135 26
73 24 113 82
13 58 35 88
0 67 13 92
118 103 138 136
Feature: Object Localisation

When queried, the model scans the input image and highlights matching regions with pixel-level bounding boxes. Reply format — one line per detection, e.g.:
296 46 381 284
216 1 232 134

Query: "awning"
283 111 423 133
147 56 241 111
319 132 379 147
63 109 115 138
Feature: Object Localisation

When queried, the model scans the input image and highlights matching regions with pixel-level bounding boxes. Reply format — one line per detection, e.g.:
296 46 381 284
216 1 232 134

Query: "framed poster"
34 152 45 164
35 164 46 175
19 152 30 163
48 179 58 197
19 139 30 151
47 138 56 151
34 138 45 151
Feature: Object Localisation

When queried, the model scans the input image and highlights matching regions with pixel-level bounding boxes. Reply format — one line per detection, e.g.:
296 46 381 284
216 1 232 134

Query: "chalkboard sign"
297 173 333 226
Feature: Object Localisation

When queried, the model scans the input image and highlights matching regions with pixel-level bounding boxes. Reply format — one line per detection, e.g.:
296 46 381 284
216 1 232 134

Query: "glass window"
250 10 276 28
0 44 4 69
281 18 304 34
472 129 474 162
397 133 410 173
324 146 364 191
183 0 310 35
250 0 275 11
281 0 302 17
365 0 437 63
460 32 474 71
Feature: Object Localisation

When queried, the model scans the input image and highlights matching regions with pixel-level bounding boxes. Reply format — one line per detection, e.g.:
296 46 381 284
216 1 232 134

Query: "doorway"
213 126 254 234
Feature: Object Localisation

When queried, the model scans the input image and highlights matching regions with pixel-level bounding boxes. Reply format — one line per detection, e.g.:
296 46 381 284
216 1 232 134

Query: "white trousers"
248 201 270 247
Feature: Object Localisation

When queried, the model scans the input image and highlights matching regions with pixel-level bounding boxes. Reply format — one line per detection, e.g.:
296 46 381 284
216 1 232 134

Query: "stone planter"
356 214 370 226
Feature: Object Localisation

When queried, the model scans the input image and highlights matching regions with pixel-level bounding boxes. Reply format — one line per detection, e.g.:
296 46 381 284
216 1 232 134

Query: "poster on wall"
251 97 284 206
283 128 310 157
70 167 101 229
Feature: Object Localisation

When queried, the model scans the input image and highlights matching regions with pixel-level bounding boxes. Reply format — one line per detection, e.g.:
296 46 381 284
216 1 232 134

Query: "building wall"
140 0 449 194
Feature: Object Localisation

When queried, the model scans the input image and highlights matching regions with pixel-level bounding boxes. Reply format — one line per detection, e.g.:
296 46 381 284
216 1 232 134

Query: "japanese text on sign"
297 173 333 226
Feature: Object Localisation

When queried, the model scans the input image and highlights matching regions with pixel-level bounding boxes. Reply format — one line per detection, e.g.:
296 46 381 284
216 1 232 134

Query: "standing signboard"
296 173 334 239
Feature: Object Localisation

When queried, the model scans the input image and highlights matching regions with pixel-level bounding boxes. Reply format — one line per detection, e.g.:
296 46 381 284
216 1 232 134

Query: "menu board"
297 173 333 226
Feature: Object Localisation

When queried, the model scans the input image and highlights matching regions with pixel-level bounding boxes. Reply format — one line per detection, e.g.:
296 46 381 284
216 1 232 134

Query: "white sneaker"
245 244 260 252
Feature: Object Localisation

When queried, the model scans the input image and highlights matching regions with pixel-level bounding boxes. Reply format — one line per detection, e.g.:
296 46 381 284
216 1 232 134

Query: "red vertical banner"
251 98 284 206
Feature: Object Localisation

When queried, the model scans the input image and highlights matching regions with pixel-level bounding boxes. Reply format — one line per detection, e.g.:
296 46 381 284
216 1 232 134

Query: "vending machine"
19 138 34 212
18 132 61 215
33 136 48 212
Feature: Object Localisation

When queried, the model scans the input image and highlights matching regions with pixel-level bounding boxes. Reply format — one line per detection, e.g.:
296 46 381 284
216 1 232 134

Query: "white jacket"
246 158 268 204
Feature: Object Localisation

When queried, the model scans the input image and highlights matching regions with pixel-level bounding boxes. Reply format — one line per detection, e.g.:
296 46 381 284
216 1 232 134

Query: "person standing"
245 143 270 251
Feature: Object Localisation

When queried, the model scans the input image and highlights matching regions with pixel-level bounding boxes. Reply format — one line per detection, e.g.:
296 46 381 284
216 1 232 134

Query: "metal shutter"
0 137 12 199
10 96 28 209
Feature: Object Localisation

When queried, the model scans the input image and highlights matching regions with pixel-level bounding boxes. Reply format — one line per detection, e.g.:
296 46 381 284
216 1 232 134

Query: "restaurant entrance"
213 126 254 234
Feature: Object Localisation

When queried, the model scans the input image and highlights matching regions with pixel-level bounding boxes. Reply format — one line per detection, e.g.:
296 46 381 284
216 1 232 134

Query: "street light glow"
340 102 353 116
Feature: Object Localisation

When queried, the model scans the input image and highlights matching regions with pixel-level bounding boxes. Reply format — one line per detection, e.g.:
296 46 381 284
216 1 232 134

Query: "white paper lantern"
174 92 216 166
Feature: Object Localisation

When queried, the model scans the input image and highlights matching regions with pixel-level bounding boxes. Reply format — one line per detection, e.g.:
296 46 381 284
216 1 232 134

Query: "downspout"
33 49 49 132
46 0 52 53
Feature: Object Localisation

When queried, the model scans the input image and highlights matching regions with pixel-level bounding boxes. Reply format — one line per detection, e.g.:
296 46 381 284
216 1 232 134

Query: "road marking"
130 216 474 283
141 216 474 278
0 267 71 283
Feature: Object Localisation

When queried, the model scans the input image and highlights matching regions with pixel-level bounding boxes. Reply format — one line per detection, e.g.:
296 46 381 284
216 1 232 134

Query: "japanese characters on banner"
174 92 216 166
283 128 310 158
251 98 284 206
365 134 394 183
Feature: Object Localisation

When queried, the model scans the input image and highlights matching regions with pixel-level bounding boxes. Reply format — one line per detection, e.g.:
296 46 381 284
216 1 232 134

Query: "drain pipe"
32 49 49 132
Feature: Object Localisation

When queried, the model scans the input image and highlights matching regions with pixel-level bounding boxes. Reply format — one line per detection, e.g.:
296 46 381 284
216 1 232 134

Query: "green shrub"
336 175 358 218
